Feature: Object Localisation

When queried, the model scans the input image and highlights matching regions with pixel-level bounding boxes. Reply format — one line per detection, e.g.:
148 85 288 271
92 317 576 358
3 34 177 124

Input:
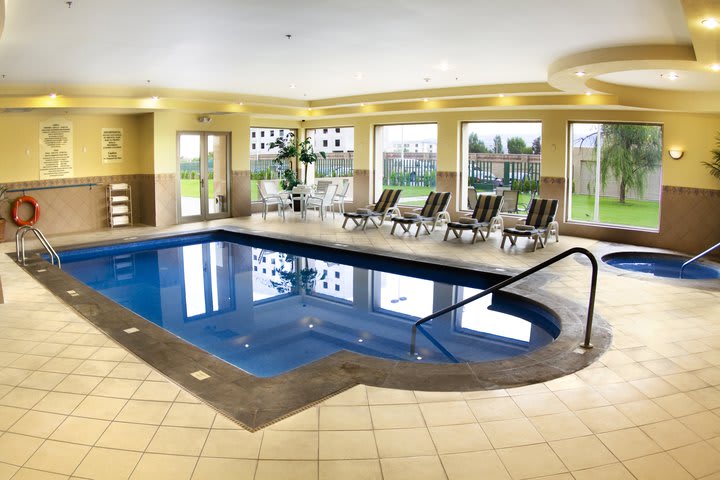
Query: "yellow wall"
0 113 145 182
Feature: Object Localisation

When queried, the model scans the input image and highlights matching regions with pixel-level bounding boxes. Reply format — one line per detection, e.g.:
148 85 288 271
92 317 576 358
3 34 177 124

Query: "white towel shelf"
106 184 132 228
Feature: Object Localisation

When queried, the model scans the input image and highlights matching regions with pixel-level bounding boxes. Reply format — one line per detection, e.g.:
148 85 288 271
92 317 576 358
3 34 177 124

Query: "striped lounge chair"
342 189 402 230
444 194 504 243
390 191 452 237
501 198 559 252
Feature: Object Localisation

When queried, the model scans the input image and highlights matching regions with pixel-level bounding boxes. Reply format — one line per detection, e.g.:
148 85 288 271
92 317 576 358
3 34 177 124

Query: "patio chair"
468 186 478 210
258 180 291 220
333 179 350 214
500 198 559 252
499 189 519 214
315 180 333 195
342 189 402 230
306 184 338 220
390 191 452 237
444 194 504 243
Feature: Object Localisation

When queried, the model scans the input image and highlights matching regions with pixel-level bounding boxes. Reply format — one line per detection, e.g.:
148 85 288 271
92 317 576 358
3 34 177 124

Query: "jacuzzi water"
57 231 560 377
602 252 720 280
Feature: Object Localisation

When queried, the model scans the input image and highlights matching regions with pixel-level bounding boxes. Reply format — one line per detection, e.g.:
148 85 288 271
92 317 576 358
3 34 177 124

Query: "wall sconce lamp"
668 149 684 160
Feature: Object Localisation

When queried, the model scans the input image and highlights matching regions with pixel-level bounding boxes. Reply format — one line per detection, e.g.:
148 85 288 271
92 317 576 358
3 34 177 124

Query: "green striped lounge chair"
390 191 452 237
501 198 559 251
342 189 402 230
444 194 504 244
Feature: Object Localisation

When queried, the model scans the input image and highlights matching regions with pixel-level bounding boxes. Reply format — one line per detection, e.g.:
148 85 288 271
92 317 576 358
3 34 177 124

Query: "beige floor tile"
52 374 102 395
623 452 693 480
71 395 126 420
512 392 570 417
115 400 172 425
380 455 446 480
616 398 672 425
319 430 378 459
73 447 142 480
597 427 662 460
57 345 100 360
191 458 256 480
419 401 476 427
668 441 720 478
211 414 243 430
575 367 624 386
571 462 635 480
530 412 592 441
662 372 709 391
49 416 109 445
575 406 634 433
319 459 382 480
441 450 510 480
146 425 210 456
0 462 19 480
323 385 367 406
555 387 609 411
687 386 720 409
24 440 90 475
414 391 464 403
174 390 201 404
481 418 544 449
8 410 66 438
679 411 720 439
653 392 706 417
549 435 616 471
38 358 84 374
131 381 180 402
267 407 318 431
497 443 567 479
90 347 131 362
18 372 66 391
369 404 425 429
90 378 141 399
467 397 524 422
0 405 27 430
0 433 43 465
374 427 436 458
72 359 118 377
129 453 197 480
640 419 702 450
162 402 216 428
319 405 372 430
0 368 33 387
543 374 586 392
9 468 67 480
366 386 416 405
259 430 318 460
31 392 84 415
96 421 158 451
108 363 152 381
0 388 47 409
201 428 263 459
593 383 646 404
254 460 317 480
428 423 492 454
629 377 679 398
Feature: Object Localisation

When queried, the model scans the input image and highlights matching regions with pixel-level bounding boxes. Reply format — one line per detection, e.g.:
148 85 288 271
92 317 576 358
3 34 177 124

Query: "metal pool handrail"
680 241 720 279
15 226 61 268
411 247 598 356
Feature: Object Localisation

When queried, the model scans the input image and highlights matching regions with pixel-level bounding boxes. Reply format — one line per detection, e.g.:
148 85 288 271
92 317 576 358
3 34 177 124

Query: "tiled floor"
0 213 719 479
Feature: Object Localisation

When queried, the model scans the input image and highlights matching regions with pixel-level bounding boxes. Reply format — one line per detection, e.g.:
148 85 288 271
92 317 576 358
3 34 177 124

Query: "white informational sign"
39 118 73 179
102 128 123 164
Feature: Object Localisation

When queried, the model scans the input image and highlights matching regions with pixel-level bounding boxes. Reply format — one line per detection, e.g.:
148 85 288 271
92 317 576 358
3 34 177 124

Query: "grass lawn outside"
181 178 215 199
570 194 659 229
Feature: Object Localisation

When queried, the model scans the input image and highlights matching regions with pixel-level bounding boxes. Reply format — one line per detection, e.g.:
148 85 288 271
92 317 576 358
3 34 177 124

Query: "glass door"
178 132 230 222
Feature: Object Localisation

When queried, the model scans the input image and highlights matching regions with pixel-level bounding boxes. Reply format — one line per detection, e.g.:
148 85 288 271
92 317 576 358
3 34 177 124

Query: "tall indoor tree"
703 133 720 181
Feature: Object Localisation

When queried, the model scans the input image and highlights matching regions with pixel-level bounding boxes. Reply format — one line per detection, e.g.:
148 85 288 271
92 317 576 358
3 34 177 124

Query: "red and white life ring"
12 196 41 226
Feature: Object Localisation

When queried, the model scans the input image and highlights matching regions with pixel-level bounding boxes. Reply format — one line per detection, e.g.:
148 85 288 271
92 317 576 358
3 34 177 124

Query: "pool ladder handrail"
411 247 598 356
15 225 61 268
679 241 720 279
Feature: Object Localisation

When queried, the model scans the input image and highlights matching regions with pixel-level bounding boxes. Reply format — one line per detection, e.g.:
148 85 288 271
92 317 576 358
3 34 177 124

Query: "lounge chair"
444 194 504 243
342 189 402 230
501 198 559 251
467 186 478 210
498 189 519 214
390 191 452 237
333 179 350 214
306 184 337 220
258 180 291 220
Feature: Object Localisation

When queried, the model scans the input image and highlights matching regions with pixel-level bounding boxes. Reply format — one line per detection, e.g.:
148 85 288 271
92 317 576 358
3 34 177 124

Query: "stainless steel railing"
15 225 61 268
680 241 720 278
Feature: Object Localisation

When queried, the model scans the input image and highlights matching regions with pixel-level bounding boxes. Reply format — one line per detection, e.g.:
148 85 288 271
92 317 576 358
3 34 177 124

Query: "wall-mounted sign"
102 128 123 164
39 118 73 179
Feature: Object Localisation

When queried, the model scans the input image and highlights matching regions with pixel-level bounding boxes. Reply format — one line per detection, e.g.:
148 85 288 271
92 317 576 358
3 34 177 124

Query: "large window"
306 127 354 200
461 122 542 212
569 123 662 229
249 127 297 201
376 124 437 205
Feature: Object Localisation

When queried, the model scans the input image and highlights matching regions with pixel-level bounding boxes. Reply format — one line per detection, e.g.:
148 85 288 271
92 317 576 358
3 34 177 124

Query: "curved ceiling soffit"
0 0 5 40
548 44 720 112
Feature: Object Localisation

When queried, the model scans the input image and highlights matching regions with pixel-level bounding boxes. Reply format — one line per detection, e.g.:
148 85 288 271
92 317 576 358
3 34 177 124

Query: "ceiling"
0 0 719 112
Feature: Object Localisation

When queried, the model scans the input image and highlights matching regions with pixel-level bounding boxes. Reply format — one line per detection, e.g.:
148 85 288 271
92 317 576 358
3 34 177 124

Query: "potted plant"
703 132 720 180
268 132 327 185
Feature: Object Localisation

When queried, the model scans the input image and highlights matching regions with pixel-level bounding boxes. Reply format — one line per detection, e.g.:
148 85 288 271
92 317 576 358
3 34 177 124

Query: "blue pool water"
602 252 720 279
57 231 560 377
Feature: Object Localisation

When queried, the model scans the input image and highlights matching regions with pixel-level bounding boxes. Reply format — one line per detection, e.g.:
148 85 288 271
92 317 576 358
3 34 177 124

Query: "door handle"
200 178 204 188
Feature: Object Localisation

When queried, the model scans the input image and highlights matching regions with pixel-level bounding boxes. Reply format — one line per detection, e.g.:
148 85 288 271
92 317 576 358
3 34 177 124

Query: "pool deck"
0 213 719 479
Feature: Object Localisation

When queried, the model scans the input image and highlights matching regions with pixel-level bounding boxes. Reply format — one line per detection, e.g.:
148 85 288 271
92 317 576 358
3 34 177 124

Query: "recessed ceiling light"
423 98 428 102
307 107 312 111
710 64 720 72
353 72 363 80
661 72 679 81
701 18 719 29
49 93 57 98
438 61 450 72
360 103 365 107
289 83 296 89
498 93 505 98
585 91 592 96
150 95 159 101
575 71 586 77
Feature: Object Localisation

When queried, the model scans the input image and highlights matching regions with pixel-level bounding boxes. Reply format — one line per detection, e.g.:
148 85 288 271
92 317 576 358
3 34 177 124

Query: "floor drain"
123 327 140 334
191 370 211 381
66 290 80 297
